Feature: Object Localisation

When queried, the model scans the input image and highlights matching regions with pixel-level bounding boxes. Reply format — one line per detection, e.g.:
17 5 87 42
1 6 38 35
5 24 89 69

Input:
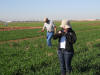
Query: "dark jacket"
53 28 77 53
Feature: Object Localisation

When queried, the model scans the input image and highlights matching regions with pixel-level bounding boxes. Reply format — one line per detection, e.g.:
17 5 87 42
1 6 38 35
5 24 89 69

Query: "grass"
0 21 100 75
0 29 44 41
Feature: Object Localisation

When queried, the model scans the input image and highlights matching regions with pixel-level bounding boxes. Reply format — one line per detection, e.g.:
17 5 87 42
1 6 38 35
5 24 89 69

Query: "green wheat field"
0 21 100 75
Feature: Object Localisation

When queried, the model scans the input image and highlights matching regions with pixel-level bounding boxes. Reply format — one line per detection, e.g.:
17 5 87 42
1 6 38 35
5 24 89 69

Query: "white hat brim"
60 25 71 28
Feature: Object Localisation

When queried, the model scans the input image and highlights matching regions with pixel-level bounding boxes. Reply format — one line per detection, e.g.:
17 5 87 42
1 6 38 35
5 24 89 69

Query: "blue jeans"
57 50 73 75
47 32 54 47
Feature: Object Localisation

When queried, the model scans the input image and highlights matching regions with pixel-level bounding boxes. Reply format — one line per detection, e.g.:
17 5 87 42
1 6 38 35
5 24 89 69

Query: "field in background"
0 22 43 27
0 21 100 75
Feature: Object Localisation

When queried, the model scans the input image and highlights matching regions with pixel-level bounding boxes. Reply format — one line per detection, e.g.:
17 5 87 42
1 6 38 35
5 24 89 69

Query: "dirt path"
0 27 42 31
88 23 100 26
0 27 100 44
0 36 45 44
0 26 100 32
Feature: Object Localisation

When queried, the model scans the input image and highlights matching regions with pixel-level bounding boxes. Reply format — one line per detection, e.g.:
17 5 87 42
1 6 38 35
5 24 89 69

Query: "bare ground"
88 23 100 26
0 26 100 44
0 27 42 31
0 36 45 44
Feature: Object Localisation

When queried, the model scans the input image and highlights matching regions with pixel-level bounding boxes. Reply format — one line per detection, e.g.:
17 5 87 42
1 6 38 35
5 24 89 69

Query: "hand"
41 29 44 32
58 31 61 34
54 26 57 33
41 30 44 32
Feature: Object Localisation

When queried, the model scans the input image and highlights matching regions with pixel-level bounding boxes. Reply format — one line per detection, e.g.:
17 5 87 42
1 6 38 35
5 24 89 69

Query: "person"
4 22 8 27
42 18 56 47
53 20 77 75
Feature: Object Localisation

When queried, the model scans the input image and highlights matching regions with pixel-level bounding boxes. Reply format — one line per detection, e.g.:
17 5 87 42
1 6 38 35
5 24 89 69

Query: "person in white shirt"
42 18 56 47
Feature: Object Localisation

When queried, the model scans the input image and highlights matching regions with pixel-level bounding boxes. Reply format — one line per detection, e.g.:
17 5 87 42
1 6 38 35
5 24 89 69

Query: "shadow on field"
94 43 100 49
12 61 50 75
74 61 100 75
31 61 49 72
12 42 21 47
73 46 100 75
75 47 88 54
93 43 100 56
12 68 24 75
12 57 59 75
55 72 60 75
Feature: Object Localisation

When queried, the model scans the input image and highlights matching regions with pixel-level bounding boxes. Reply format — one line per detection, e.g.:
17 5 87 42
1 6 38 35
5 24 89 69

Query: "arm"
54 26 57 34
41 27 45 32
41 24 46 32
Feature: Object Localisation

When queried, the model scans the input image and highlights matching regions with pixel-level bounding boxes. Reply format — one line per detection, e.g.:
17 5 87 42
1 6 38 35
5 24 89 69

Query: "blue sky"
0 0 100 21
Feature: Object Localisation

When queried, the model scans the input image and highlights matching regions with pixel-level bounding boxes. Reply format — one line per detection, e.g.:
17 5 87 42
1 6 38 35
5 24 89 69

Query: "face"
63 27 68 32
44 18 48 23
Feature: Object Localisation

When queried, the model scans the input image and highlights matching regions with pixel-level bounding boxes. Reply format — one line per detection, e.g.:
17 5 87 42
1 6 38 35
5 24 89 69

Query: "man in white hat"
42 18 56 47
53 20 77 75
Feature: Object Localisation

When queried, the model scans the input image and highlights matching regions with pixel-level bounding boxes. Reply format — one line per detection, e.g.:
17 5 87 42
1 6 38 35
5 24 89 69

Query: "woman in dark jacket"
53 20 77 75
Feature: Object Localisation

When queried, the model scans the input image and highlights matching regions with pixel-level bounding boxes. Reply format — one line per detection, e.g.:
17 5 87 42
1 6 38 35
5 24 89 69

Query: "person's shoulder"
44 22 46 24
43 23 47 27
68 28 74 32
50 20 54 23
44 22 47 25
68 28 72 31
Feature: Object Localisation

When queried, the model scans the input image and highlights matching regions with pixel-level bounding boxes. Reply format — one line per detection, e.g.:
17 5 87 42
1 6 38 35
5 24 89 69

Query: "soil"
0 27 42 31
89 23 100 26
0 36 45 44
0 26 44 44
